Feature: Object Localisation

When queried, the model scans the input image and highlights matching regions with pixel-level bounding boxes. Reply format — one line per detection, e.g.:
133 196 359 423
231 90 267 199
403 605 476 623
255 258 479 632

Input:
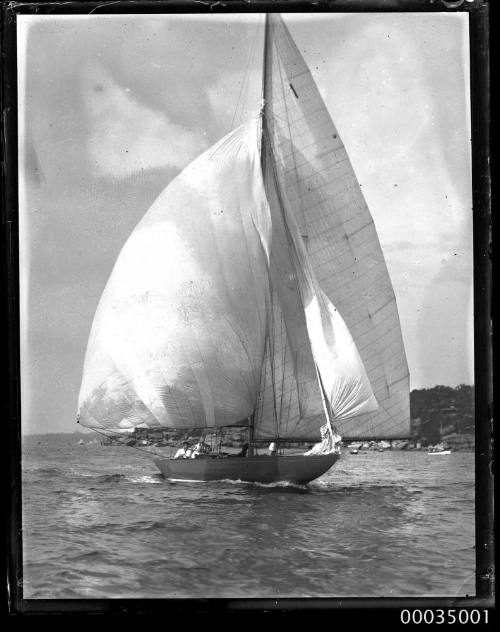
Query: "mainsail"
78 14 410 443
263 14 410 439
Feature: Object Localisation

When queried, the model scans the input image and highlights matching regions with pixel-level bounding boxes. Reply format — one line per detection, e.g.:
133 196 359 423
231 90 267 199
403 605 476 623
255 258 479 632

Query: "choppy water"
22 436 475 599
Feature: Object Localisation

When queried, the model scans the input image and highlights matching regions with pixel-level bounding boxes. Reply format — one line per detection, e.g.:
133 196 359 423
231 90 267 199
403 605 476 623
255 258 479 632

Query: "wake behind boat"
76 14 410 485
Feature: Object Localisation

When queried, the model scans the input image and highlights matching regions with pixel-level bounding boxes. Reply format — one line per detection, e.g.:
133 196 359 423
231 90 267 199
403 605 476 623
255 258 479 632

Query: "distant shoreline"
21 432 475 453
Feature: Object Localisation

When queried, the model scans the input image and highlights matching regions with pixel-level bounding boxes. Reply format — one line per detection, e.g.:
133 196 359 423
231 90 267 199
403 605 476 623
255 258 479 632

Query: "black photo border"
2 0 493 623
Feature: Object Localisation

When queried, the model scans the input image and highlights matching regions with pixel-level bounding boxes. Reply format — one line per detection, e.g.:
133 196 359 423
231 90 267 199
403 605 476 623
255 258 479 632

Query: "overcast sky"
18 12 472 434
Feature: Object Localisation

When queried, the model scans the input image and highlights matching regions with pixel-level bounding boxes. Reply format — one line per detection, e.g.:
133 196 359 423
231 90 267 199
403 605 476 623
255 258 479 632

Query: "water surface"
22 437 475 599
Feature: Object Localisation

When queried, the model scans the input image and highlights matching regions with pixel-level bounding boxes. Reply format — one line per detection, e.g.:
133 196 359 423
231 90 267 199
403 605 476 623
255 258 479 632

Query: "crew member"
174 441 192 459
191 440 210 458
237 443 249 457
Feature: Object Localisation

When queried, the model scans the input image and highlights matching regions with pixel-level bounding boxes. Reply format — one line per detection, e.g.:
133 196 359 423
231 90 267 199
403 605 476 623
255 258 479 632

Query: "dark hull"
153 453 340 484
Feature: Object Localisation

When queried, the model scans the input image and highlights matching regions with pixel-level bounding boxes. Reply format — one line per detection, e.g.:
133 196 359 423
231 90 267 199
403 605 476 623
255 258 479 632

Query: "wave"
115 519 202 534
76 473 162 484
93 473 128 484
27 466 62 476
311 480 403 491
214 478 308 491
66 472 164 485
125 475 163 484
66 550 107 562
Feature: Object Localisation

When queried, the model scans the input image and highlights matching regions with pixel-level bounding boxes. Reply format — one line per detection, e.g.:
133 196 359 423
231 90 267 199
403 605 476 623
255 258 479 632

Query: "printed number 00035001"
400 610 489 625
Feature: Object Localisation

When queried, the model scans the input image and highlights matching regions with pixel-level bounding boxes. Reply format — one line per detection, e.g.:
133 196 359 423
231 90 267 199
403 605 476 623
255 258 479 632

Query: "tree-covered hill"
410 384 474 446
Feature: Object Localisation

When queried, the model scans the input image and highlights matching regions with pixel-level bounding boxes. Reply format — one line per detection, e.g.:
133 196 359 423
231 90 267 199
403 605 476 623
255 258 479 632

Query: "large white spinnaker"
78 120 273 432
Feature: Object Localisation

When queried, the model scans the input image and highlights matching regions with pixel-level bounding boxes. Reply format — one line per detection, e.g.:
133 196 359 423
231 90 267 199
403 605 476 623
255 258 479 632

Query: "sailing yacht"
76 14 410 484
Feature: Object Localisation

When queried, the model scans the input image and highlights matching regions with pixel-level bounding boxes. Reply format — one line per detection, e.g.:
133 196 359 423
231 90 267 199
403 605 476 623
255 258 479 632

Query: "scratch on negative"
88 1 123 14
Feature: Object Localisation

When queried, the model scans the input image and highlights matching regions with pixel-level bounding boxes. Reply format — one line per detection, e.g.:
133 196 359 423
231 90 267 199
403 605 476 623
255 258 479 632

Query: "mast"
262 13 270 105
259 12 270 150
255 12 342 446
251 12 271 454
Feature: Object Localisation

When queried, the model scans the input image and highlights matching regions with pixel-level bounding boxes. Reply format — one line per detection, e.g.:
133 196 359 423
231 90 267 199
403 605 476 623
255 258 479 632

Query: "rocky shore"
344 437 474 452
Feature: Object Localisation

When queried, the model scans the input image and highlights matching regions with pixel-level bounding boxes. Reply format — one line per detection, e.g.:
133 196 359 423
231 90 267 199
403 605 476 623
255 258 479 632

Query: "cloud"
82 64 207 179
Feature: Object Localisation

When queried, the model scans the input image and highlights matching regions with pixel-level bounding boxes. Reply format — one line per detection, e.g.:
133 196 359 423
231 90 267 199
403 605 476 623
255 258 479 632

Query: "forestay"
263 14 410 438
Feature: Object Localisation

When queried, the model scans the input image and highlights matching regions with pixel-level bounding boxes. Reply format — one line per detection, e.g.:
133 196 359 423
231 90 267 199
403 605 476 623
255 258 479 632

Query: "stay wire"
229 16 261 133
83 425 170 460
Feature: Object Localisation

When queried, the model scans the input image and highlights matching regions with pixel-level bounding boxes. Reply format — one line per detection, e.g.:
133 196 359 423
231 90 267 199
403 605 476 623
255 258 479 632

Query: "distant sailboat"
76 14 410 484
427 444 452 455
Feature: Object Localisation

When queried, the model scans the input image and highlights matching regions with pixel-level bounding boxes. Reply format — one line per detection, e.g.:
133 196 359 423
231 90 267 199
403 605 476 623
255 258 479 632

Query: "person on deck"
174 441 192 459
304 425 341 456
237 443 249 457
191 440 211 458
268 442 277 456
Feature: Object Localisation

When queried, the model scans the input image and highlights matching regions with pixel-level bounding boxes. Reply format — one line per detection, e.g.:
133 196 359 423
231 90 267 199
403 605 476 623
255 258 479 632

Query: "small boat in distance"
76 14 410 484
427 448 452 455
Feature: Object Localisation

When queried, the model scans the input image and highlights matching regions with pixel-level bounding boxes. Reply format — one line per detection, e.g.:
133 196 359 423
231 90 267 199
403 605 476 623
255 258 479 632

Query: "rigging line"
253 281 274 438
268 283 280 436
237 217 266 374
265 127 313 337
265 134 326 439
254 350 264 429
255 334 270 435
265 129 332 443
261 12 269 106
243 19 260 115
283 338 294 434
229 16 261 133
277 307 287 438
85 425 169 460
270 303 280 440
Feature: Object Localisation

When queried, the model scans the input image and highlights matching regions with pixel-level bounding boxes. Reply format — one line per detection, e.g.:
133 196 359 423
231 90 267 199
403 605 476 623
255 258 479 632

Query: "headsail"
254 136 377 441
263 14 410 438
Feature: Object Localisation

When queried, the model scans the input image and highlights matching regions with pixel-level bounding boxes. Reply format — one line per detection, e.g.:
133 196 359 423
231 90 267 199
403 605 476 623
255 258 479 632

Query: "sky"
18 12 473 434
